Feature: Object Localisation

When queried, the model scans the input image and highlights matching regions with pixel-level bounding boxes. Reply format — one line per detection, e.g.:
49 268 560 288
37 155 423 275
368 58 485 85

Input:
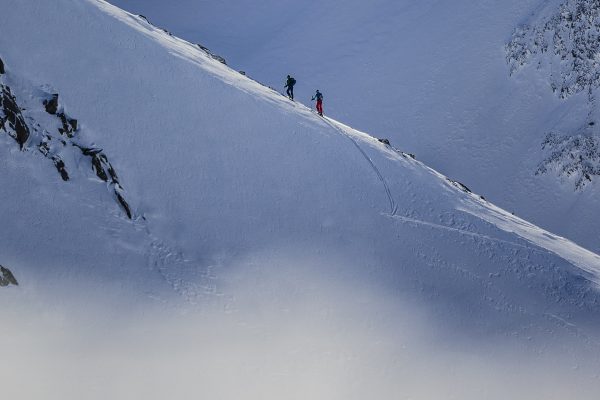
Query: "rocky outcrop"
38 138 70 181
76 145 132 218
0 56 5 75
506 0 600 99
43 93 59 114
506 1 600 189
194 43 227 65
0 265 18 287
1 57 133 218
537 132 600 189
447 178 486 201
0 84 30 148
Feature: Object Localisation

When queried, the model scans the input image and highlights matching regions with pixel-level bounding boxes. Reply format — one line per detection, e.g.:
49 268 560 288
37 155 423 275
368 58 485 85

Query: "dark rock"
211 54 227 65
53 158 69 181
77 144 120 182
1 84 30 148
195 43 227 65
196 43 210 52
56 112 77 137
239 71 246 76
0 265 18 286
91 154 108 182
0 56 4 74
43 94 59 115
138 14 150 23
106 161 119 183
115 188 132 219
39 141 70 180
76 145 129 216
447 178 473 194
378 138 391 146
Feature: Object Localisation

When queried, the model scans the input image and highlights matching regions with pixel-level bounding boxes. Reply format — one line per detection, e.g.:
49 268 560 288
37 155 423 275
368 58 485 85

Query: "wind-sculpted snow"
1 0 600 398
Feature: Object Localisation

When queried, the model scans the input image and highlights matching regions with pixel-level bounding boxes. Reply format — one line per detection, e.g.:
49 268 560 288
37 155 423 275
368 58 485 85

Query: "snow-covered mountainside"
109 0 600 254
507 0 600 189
2 1 600 398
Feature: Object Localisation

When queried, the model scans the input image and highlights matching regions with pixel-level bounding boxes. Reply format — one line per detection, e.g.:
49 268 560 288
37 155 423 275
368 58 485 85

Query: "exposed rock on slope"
0 57 133 218
0 83 29 148
0 265 18 287
507 0 600 189
507 0 600 98
537 132 600 189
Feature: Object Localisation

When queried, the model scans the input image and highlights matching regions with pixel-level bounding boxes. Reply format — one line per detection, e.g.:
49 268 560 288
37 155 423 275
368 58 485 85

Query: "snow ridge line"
323 117 398 215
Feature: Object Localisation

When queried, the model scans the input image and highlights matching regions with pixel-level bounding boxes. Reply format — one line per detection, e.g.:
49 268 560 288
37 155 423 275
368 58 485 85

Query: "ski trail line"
389 214 546 253
323 117 398 215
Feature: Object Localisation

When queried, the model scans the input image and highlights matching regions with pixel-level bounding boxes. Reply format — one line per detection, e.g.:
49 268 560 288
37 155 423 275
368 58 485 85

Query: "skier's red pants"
316 99 323 115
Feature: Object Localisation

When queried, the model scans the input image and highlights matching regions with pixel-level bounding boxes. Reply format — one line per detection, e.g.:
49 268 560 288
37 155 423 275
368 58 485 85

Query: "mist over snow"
1 0 600 398
3 254 600 400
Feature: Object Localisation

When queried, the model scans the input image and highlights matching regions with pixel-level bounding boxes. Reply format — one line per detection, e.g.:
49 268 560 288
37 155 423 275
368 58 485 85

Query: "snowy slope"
109 0 600 254
1 1 600 398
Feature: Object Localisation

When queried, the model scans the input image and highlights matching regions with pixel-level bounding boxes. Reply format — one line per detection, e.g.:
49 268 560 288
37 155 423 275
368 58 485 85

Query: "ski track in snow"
389 213 541 253
323 116 399 215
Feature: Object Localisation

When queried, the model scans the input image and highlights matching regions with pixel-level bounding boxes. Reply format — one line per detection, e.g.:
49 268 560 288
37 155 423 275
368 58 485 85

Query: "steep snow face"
2 0 600 398
109 0 600 254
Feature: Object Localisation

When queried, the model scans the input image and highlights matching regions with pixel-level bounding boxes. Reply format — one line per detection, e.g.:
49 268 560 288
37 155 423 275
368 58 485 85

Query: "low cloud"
1 253 599 399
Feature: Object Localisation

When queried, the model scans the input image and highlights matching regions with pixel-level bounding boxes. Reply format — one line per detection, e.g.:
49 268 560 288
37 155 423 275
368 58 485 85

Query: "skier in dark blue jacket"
284 75 296 100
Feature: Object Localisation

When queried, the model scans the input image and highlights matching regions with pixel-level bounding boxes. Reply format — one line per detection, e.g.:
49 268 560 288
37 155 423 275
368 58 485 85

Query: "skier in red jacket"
312 89 323 116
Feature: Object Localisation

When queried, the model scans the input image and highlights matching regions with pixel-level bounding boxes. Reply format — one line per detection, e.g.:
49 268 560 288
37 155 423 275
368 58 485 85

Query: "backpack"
289 77 296 86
